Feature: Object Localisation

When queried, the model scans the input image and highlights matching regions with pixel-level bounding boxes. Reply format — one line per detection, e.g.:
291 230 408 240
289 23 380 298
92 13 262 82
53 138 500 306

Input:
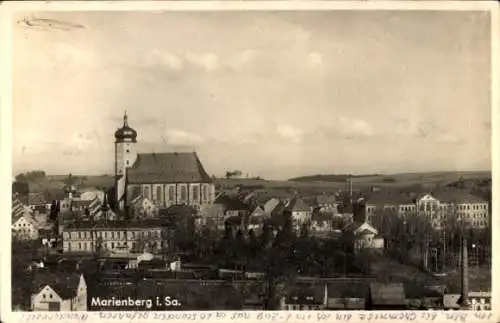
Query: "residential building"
23 192 49 211
279 283 326 310
325 282 368 310
286 197 312 230
344 222 384 251
31 273 87 311
196 204 225 231
365 190 489 230
62 219 174 255
12 215 40 240
310 212 333 234
214 194 251 218
114 112 215 211
443 292 491 310
315 195 338 214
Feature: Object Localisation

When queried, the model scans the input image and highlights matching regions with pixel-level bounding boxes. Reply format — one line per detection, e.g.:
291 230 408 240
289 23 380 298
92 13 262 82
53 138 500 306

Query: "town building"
12 215 40 241
325 282 368 310
31 273 87 311
62 219 174 255
279 283 326 310
286 197 312 231
114 112 215 212
365 190 489 230
344 221 384 250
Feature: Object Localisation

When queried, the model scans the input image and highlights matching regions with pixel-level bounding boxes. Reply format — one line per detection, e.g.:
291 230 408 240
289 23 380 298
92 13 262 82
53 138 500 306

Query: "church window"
156 186 162 203
126 149 130 153
144 186 151 200
126 160 129 166
193 185 200 201
202 185 209 201
180 186 187 201
168 186 175 201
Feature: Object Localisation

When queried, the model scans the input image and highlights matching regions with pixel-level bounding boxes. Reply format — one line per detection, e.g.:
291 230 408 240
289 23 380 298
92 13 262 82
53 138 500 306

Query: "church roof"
127 152 212 184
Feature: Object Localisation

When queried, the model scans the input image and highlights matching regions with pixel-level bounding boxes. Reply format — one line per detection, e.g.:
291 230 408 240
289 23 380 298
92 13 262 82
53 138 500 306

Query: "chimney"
458 236 471 309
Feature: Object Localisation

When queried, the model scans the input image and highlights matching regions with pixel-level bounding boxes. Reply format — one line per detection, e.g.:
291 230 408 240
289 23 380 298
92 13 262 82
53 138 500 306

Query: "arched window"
168 186 175 201
202 185 209 202
180 186 187 201
156 186 162 203
193 185 200 201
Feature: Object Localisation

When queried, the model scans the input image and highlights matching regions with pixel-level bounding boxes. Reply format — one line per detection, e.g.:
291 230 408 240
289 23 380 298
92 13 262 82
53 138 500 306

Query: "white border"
0 1 498 323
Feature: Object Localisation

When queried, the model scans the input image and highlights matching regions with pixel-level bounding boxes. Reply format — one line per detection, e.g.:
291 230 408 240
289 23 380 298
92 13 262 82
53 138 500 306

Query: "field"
216 171 490 190
18 171 490 194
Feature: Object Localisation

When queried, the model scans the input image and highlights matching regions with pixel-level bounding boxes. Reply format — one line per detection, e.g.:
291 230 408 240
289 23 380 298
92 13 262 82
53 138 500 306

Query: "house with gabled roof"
12 214 40 241
344 221 384 251
30 273 87 311
30 192 50 209
286 197 312 231
12 197 32 218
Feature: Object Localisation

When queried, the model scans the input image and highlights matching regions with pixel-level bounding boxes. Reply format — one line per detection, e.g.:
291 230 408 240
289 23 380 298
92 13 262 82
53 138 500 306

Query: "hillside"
289 171 491 184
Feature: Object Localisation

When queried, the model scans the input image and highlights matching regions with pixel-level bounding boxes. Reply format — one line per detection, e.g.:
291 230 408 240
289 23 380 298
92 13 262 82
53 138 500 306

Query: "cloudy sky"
12 10 491 179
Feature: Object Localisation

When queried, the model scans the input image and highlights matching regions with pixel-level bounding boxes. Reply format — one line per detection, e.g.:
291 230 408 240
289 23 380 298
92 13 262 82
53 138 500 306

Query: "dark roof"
65 219 170 230
430 189 487 204
27 193 46 206
311 212 332 222
366 192 416 206
225 215 242 226
214 194 250 211
316 195 338 206
327 282 369 299
370 283 406 305
164 205 198 216
32 272 83 300
286 198 311 212
72 199 95 209
127 152 212 184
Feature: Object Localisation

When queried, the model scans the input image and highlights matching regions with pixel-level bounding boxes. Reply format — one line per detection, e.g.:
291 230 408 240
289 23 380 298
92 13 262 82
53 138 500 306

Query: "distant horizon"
13 168 492 182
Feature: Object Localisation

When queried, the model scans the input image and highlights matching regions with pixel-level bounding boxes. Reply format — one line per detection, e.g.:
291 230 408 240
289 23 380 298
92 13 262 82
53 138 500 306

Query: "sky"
12 9 492 180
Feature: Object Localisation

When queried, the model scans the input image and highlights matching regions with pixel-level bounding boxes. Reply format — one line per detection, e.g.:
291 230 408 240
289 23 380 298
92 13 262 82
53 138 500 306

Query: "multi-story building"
62 219 174 255
114 112 215 211
365 190 489 230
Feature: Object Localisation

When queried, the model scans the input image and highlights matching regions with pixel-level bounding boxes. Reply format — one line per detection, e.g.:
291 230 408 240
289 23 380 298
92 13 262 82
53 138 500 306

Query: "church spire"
123 110 128 127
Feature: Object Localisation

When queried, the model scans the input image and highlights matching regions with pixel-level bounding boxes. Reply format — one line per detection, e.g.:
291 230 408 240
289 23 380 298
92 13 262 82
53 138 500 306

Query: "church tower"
114 112 138 211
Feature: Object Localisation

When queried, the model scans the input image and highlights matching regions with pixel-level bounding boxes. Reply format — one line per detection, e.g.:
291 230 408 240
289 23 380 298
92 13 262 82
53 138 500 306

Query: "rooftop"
127 152 212 184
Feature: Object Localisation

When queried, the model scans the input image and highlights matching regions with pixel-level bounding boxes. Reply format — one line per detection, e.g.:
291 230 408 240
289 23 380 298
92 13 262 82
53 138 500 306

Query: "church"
114 112 215 212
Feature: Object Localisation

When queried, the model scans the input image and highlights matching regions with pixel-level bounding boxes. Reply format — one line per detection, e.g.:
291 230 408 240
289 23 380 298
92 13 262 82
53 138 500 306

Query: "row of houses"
280 281 491 311
26 270 491 312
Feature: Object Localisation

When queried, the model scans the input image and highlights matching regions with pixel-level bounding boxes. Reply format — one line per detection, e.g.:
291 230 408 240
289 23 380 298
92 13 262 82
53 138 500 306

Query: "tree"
15 170 46 182
225 170 242 179
49 200 58 222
